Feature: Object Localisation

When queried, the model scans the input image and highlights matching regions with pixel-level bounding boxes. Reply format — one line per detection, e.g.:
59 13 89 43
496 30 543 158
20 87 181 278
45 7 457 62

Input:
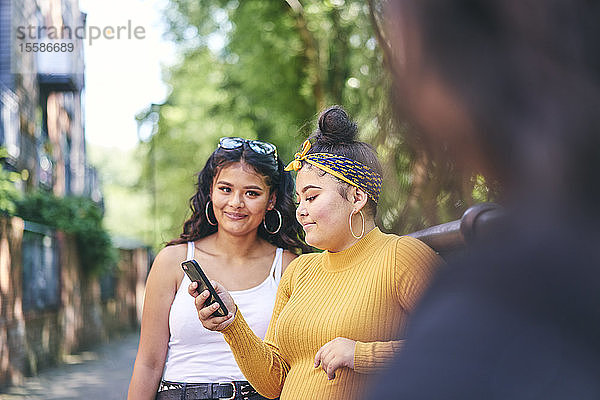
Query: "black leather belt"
156 380 258 400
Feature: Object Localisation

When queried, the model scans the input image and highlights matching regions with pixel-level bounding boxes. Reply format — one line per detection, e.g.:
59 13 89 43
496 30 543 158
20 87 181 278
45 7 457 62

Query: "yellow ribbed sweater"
222 228 440 400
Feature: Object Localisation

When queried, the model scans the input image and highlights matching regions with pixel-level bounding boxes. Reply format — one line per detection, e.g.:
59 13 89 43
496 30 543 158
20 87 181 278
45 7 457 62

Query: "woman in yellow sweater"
189 106 441 400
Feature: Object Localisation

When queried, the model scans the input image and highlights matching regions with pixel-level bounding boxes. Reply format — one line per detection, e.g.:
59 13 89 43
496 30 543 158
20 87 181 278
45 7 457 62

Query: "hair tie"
284 139 312 172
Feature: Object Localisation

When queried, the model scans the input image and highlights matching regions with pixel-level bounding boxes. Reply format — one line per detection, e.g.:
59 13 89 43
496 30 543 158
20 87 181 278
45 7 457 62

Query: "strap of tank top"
270 248 284 285
186 241 195 260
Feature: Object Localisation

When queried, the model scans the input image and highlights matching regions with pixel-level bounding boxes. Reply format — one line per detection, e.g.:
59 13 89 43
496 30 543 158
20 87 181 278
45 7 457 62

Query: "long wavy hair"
167 142 311 254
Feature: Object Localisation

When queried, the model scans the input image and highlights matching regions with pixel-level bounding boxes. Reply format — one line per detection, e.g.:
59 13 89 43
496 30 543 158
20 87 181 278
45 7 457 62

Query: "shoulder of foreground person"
367 228 600 399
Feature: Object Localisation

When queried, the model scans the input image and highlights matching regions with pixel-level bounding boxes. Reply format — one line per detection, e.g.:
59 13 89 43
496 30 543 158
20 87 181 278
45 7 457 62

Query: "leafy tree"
87 145 154 244
137 0 495 248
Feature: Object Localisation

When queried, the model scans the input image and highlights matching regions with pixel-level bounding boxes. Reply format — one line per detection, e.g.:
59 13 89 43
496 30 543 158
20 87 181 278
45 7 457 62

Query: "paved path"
0 332 139 400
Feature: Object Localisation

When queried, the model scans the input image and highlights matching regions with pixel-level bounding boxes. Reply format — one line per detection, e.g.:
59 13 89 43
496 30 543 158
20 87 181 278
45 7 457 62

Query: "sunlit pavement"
0 332 139 400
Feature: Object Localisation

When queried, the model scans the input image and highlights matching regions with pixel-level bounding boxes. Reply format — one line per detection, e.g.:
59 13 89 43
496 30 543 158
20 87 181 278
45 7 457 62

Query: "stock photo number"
18 41 74 53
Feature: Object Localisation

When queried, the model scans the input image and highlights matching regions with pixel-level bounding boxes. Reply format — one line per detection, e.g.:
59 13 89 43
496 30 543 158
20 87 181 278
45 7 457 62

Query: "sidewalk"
0 332 140 400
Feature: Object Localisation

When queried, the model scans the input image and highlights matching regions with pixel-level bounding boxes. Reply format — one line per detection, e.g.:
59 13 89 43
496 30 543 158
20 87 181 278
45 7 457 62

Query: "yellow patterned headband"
284 139 383 203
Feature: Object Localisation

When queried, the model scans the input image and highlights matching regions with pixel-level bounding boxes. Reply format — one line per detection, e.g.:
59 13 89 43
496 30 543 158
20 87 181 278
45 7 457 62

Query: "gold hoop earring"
205 200 217 226
349 210 365 239
263 209 282 235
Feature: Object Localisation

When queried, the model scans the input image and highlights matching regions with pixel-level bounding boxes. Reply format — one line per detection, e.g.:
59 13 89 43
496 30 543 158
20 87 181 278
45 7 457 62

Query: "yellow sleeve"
353 236 441 373
221 258 299 399
394 236 441 312
354 340 405 373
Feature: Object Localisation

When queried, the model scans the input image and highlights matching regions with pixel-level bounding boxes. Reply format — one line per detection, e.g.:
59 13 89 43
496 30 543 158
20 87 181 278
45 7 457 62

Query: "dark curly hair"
168 141 311 254
304 105 383 216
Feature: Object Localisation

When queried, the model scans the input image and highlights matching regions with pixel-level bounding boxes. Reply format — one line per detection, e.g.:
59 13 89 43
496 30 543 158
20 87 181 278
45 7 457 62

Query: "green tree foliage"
0 147 22 214
88 145 154 245
138 0 493 247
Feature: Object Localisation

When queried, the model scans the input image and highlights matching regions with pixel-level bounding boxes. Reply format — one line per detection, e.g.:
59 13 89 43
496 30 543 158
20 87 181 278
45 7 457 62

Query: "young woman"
127 137 310 400
188 107 441 400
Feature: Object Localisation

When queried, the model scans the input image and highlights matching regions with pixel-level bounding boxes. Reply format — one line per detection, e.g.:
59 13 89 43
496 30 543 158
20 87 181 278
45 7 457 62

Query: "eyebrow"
216 181 265 190
295 184 322 196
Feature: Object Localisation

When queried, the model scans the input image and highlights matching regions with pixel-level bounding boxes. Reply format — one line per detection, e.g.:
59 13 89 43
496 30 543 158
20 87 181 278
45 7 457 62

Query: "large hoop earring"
349 210 365 239
205 200 217 226
263 209 282 235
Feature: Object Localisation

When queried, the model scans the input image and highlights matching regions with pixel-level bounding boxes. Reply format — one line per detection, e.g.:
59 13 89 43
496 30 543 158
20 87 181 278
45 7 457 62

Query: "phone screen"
181 260 228 317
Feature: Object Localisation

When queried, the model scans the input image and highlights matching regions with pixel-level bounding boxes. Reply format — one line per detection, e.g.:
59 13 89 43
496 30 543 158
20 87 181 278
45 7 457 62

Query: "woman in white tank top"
128 138 310 400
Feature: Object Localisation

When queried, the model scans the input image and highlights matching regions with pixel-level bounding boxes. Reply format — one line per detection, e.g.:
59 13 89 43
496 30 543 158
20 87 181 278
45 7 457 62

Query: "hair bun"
316 106 358 145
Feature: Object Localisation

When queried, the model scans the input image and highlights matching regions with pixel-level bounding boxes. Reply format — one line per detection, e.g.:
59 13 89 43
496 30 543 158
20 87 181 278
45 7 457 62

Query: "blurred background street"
0 333 138 400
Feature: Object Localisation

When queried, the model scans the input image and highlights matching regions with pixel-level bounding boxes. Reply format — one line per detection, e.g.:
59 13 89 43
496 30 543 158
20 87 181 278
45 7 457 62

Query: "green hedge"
16 191 117 277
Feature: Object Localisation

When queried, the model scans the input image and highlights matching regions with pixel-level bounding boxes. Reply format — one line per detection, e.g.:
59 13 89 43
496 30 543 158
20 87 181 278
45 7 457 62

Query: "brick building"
0 0 97 199
0 0 149 389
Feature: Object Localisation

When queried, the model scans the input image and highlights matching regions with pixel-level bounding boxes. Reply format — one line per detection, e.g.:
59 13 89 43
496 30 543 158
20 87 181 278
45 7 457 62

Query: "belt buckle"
217 382 236 400
239 382 253 397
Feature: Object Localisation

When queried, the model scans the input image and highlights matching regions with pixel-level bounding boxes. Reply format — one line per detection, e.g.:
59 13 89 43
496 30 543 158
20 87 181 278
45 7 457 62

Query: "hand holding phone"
181 259 229 318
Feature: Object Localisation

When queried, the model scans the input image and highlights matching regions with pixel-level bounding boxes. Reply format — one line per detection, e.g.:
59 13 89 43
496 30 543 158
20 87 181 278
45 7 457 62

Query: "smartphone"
181 259 229 318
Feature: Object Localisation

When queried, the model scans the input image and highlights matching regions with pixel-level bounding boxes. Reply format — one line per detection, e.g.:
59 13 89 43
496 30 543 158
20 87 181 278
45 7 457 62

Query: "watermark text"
15 20 146 46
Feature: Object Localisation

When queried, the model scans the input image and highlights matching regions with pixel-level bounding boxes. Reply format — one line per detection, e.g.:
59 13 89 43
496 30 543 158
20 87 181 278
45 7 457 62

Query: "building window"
22 222 60 311
0 87 20 160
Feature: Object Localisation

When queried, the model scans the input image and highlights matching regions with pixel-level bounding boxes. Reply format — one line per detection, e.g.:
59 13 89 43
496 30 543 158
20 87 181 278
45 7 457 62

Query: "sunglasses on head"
218 137 278 160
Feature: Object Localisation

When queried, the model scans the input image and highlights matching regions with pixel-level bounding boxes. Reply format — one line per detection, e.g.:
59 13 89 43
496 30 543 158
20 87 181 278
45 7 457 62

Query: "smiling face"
295 165 357 252
210 162 275 237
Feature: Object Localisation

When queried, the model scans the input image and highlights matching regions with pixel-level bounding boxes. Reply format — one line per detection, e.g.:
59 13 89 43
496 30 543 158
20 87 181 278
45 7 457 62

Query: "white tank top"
162 242 283 382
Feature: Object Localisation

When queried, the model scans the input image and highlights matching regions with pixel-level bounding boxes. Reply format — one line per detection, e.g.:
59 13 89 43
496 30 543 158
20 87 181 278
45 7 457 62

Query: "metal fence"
408 202 504 258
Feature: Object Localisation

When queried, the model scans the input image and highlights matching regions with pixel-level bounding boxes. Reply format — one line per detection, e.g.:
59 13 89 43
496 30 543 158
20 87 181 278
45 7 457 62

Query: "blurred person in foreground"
367 0 600 398
127 138 309 400
188 106 441 399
